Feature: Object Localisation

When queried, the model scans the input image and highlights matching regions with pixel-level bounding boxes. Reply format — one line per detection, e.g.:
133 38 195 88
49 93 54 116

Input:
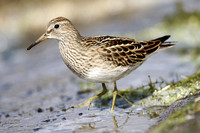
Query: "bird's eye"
54 24 59 29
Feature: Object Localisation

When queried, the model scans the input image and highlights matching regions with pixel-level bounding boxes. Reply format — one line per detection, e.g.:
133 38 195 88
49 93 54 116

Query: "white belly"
85 66 133 83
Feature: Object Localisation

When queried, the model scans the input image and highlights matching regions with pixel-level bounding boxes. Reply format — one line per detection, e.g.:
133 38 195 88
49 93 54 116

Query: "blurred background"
0 0 200 132
0 0 200 87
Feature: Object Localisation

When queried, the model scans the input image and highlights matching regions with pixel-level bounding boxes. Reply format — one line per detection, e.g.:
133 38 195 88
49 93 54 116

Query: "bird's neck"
58 35 88 78
60 28 81 42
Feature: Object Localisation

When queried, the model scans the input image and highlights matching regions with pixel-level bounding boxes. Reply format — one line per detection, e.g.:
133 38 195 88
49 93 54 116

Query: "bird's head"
27 17 80 50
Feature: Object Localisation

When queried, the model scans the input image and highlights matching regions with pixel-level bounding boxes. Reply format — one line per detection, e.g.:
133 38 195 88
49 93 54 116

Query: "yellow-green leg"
111 81 118 112
111 81 134 112
67 83 108 110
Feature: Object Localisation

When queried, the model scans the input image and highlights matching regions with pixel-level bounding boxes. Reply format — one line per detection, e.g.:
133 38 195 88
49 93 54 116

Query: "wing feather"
83 35 174 66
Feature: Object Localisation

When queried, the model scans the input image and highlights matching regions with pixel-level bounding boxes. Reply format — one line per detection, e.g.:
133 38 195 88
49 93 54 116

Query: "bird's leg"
117 93 134 106
67 83 108 110
111 81 118 112
111 81 134 112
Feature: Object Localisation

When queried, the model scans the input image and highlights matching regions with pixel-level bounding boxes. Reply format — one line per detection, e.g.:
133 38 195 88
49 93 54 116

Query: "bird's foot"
67 95 99 110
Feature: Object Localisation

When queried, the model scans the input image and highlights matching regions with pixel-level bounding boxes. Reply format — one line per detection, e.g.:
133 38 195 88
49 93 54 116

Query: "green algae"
101 72 199 108
148 71 200 133
78 76 162 108
78 82 97 95
95 76 168 108
146 105 169 119
78 72 199 109
150 97 200 133
140 72 200 107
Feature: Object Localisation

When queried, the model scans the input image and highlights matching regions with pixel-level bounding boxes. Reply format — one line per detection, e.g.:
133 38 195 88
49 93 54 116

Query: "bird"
27 17 175 112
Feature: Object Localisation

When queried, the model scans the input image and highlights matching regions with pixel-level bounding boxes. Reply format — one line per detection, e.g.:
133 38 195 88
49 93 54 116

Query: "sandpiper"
27 17 175 112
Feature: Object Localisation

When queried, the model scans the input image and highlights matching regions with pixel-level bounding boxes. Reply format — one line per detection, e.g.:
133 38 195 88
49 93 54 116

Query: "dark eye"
54 24 59 29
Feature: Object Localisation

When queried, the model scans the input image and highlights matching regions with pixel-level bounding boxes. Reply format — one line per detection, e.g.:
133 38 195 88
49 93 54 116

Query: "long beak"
27 33 48 50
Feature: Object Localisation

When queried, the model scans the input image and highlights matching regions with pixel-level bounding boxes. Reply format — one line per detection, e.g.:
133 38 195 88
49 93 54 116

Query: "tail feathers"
151 35 171 42
160 43 176 50
152 35 176 50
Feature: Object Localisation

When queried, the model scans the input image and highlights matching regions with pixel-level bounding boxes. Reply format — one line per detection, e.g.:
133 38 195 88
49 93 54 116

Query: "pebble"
41 119 50 123
37 108 43 113
62 117 66 120
49 107 54 112
78 113 83 116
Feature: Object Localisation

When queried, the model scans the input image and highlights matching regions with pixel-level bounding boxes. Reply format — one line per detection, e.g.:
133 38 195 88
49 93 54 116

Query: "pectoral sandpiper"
27 17 175 112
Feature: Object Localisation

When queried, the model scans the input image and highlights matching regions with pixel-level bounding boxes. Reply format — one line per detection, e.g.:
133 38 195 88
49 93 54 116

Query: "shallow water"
0 0 199 133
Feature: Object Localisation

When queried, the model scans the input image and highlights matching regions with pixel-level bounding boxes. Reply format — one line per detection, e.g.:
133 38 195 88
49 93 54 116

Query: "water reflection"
113 115 119 128
113 115 130 129
78 115 131 132
79 123 96 130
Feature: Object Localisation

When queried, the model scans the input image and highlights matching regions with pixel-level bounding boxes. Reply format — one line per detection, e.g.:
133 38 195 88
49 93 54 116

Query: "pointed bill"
27 33 48 50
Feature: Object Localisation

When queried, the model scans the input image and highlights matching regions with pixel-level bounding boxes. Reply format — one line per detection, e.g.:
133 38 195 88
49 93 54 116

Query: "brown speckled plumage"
27 17 175 112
